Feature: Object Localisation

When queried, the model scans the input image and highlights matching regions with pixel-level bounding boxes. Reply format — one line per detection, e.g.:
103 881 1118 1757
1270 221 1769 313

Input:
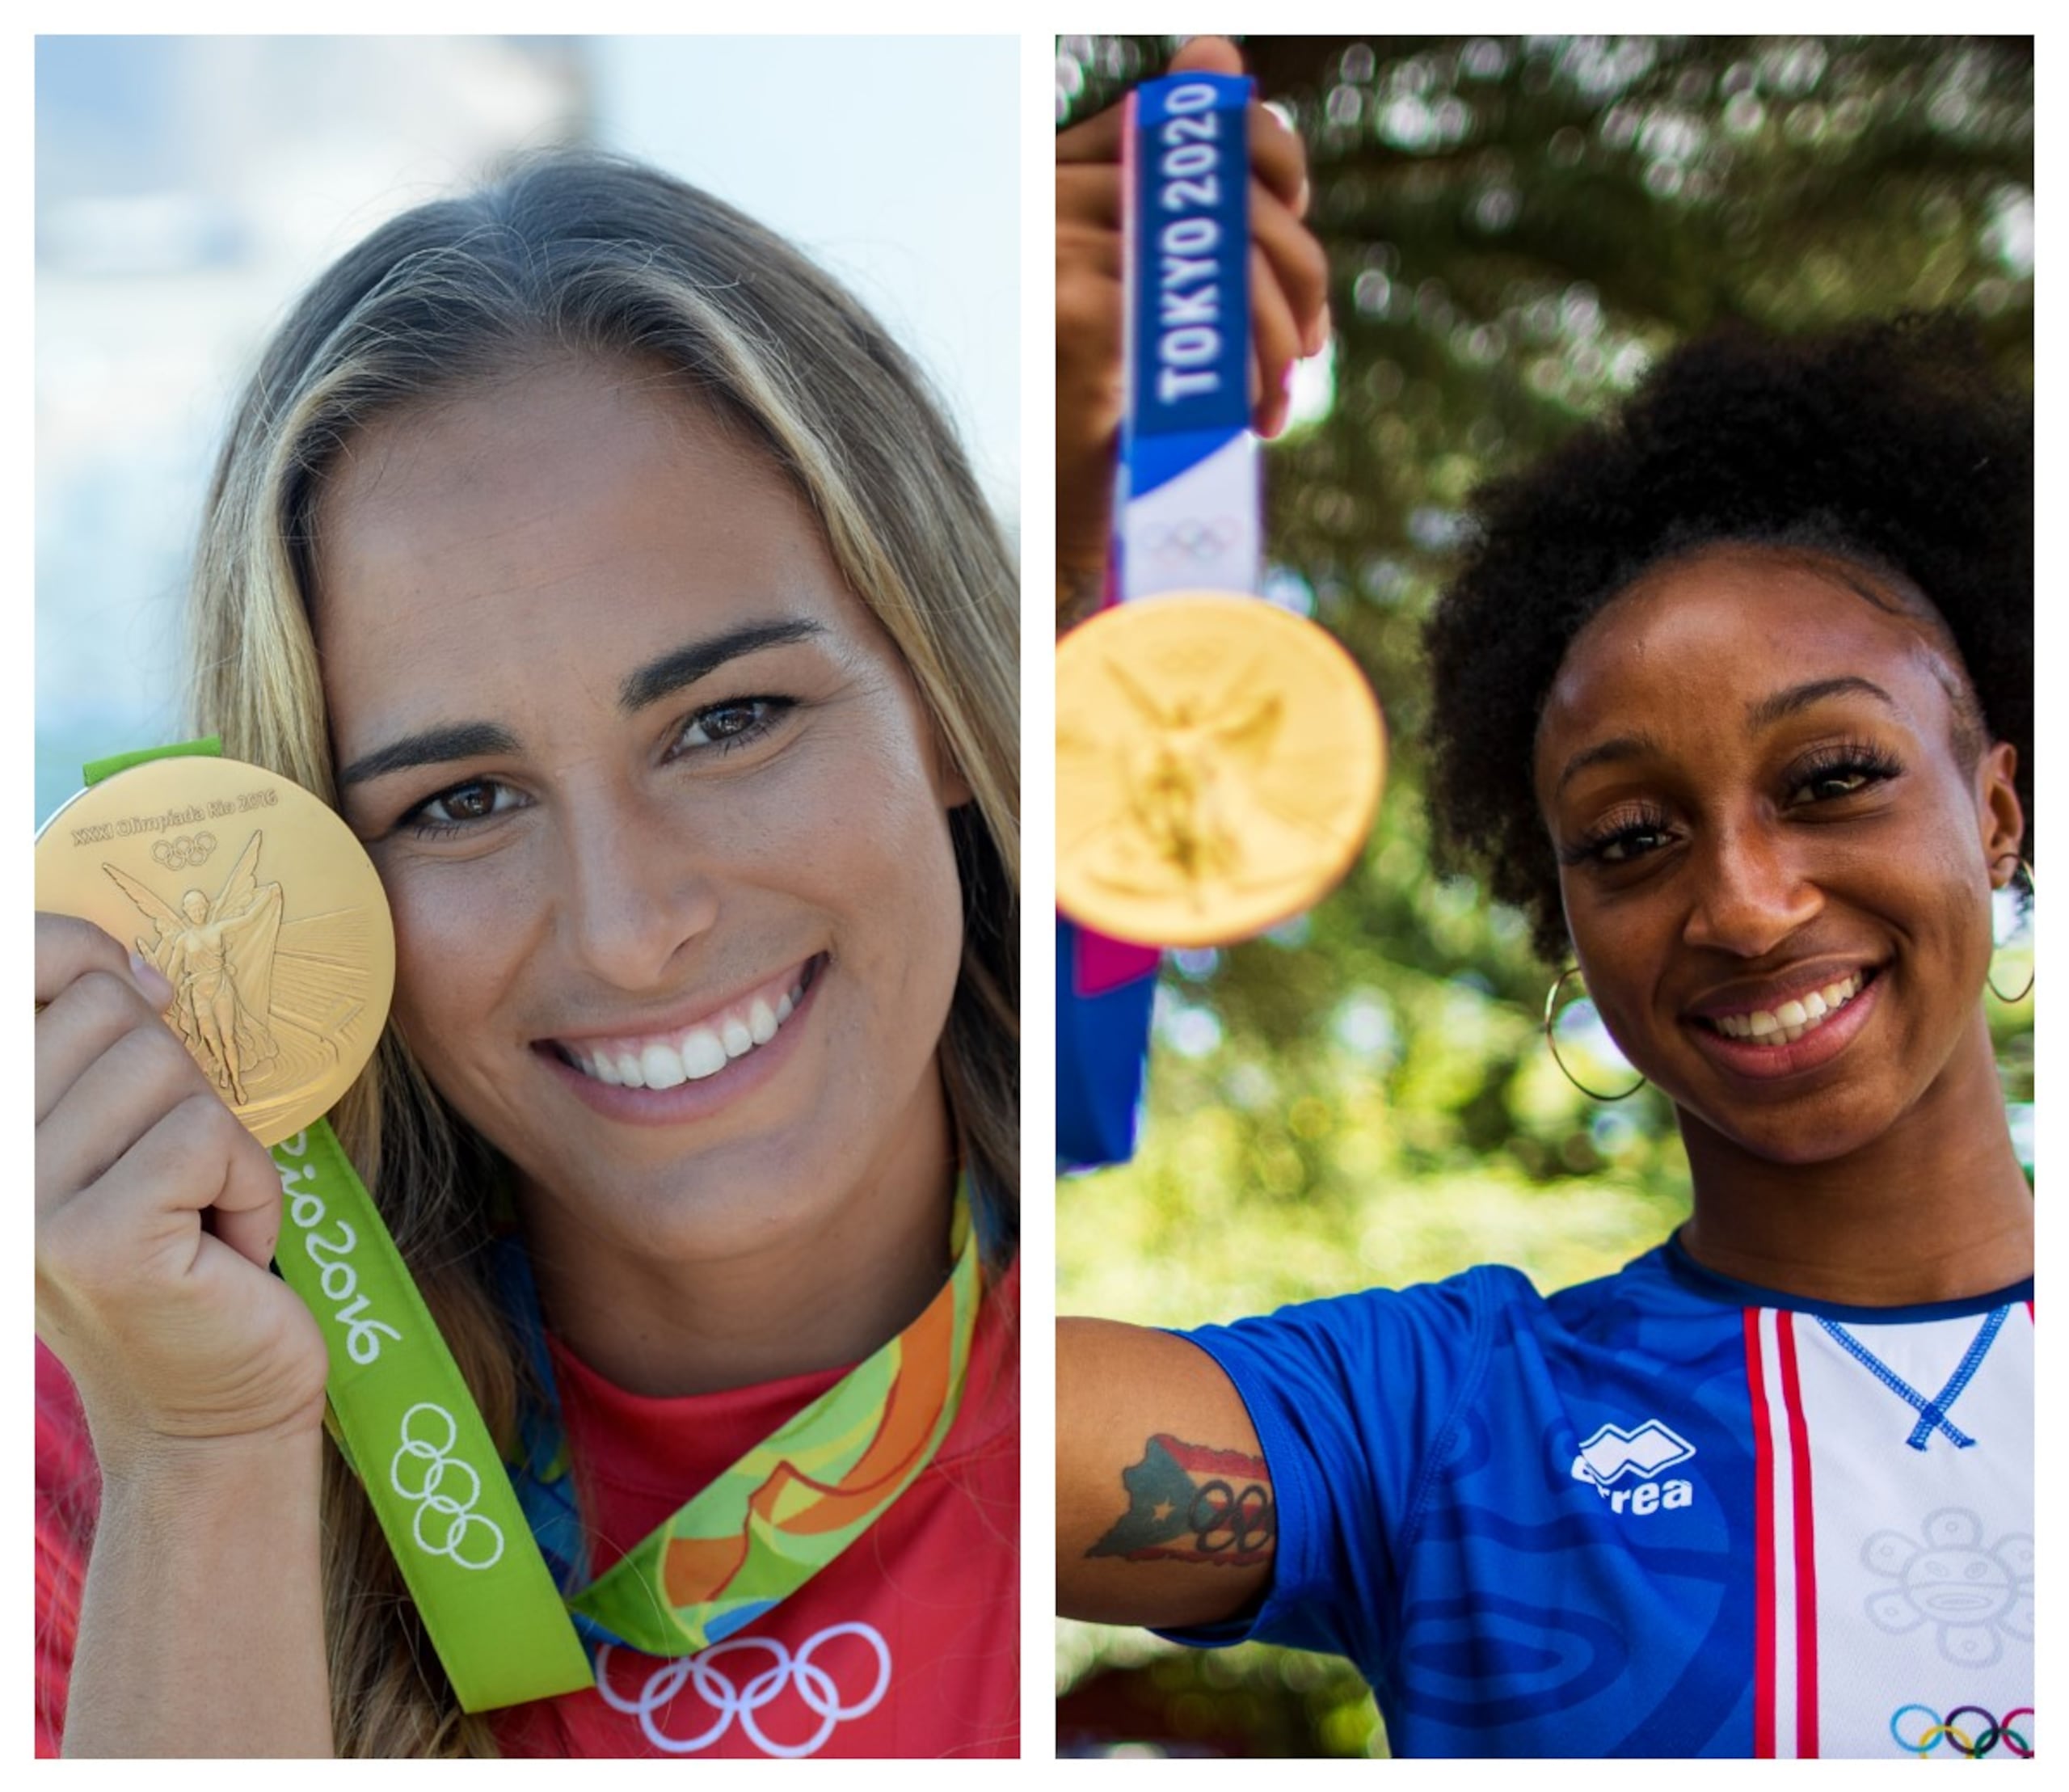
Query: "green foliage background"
1055 33 2033 1758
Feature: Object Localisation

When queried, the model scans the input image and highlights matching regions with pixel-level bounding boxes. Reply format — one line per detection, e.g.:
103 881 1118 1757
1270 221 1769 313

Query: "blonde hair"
187 150 1018 1756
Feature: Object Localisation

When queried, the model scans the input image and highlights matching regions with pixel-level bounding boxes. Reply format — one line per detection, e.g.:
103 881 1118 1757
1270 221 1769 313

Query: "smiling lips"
1698 971 1869 1046
552 958 819 1090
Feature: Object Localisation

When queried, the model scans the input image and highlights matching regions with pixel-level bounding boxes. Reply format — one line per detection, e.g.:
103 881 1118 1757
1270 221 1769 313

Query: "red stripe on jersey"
1776 1312 1819 1758
1743 1309 1776 1759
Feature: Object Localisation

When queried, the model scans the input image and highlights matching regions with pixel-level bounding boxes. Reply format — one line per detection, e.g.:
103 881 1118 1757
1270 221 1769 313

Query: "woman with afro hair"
1056 38 2032 1760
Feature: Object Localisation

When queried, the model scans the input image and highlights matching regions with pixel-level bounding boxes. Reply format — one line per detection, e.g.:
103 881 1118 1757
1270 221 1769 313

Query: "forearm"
66 1427 333 1757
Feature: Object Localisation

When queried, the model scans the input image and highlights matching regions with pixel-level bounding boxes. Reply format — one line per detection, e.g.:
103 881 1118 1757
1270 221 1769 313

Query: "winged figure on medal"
104 833 285 1105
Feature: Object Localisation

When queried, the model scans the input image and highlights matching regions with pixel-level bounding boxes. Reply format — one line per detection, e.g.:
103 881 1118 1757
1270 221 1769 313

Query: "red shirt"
36 1262 1018 1758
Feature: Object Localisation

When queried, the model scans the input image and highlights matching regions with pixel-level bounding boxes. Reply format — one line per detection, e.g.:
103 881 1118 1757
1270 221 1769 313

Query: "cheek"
381 867 529 1083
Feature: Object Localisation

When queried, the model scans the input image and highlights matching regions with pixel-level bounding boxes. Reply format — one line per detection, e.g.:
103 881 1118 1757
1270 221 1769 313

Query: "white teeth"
563 968 814 1087
680 1029 728 1079
1711 973 1865 1044
642 1042 687 1090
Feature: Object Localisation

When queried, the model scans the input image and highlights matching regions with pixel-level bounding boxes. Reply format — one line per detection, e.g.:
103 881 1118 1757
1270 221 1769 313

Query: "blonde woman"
36 152 1018 1758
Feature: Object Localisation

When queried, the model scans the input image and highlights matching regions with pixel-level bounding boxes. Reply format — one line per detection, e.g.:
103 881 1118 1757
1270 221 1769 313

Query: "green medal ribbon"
269 1120 595 1710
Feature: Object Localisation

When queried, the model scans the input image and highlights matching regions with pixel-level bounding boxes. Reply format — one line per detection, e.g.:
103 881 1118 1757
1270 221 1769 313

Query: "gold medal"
1057 590 1386 948
36 757 394 1146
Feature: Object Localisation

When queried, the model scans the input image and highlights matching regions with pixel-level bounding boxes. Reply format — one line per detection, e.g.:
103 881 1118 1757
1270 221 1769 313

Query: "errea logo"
1570 1420 1697 1516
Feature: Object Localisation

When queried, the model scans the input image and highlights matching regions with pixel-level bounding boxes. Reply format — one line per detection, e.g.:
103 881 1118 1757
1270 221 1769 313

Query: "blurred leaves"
1057 34 2031 1756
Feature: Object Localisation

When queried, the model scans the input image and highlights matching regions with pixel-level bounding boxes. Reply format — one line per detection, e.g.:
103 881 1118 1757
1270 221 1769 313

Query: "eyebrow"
617 618 827 713
1553 677 1898 797
1553 732 1660 795
335 618 828 788
1743 675 1898 730
338 721 519 788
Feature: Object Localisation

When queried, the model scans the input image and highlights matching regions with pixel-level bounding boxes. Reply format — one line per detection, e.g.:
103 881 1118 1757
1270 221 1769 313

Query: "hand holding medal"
1057 43 1385 948
36 745 590 1711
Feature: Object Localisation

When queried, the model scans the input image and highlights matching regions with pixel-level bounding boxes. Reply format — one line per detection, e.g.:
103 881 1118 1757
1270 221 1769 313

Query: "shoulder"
1181 1261 1546 1362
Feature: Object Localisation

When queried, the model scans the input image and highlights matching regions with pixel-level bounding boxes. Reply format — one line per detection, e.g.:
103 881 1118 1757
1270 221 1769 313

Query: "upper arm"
1056 1317 1278 1630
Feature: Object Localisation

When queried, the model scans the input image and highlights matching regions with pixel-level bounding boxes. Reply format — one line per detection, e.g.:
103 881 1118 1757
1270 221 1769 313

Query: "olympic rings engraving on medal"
388 1402 505 1571
151 830 217 871
1889 1702 2034 1757
596 1623 893 1757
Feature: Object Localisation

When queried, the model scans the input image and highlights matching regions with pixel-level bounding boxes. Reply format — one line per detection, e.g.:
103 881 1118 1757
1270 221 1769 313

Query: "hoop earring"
1987 856 2034 1004
1543 966 1647 1102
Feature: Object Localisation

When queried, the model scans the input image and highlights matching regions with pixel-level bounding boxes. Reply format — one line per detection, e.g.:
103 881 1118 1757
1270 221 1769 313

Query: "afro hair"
1423 311 2032 961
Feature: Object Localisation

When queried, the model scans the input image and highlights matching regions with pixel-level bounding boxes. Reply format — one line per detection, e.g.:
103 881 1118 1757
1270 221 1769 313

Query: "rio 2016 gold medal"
1057 589 1386 948
36 757 394 1147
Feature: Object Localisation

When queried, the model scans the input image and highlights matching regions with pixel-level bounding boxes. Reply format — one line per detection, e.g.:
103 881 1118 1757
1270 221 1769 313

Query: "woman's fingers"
36 1011 211 1210
36 910 171 1010
112 1092 285 1273
36 907 284 1271
1252 178 1333 370
1249 244 1302 437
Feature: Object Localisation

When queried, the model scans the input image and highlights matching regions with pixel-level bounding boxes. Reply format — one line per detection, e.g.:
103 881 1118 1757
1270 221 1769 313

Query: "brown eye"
695 703 762 740
434 782 498 821
1785 750 1900 808
676 697 793 753
397 778 521 837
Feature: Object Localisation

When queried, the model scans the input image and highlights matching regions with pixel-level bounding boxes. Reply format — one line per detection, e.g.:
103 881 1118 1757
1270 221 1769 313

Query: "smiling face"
1535 543 2022 1167
310 354 967 1268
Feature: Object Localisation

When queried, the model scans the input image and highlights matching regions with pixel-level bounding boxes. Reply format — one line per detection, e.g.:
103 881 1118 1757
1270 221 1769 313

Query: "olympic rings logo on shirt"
387 1402 505 1571
595 1623 892 1758
152 831 217 870
1889 1703 2034 1757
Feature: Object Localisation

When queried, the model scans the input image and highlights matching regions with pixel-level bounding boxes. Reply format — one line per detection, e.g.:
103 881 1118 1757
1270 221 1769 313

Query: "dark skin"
1539 543 2031 1305
1056 53 2032 1633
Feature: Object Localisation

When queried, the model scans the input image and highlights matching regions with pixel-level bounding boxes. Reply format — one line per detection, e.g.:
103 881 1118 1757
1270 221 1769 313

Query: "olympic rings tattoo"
388 1401 506 1571
1889 1703 2034 1757
152 831 217 870
596 1623 893 1757
1188 1478 1273 1556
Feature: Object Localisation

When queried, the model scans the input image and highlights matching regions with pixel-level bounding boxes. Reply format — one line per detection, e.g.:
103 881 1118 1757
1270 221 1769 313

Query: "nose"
1680 821 1822 958
554 790 720 989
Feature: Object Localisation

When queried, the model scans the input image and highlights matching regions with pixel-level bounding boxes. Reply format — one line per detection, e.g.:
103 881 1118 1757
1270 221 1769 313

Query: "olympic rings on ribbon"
388 1401 506 1571
596 1623 892 1757
1144 516 1242 563
152 831 217 870
1889 1702 2033 1757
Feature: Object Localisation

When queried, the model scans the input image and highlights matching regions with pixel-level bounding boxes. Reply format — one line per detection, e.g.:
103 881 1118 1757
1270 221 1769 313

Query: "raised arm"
36 913 334 1756
1057 1317 1276 1630
1056 35 1328 624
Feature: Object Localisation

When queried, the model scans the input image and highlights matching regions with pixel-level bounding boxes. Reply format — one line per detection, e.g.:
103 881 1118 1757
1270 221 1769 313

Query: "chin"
524 1128 836 1256
1680 1089 1900 1169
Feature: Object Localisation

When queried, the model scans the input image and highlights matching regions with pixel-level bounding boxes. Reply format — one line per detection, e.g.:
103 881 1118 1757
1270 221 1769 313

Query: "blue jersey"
1172 1242 2033 1758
